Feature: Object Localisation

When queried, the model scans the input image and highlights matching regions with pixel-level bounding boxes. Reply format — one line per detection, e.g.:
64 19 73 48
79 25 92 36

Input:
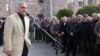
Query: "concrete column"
50 0 53 19
96 0 100 5
0 0 6 17
84 0 88 6
73 0 79 14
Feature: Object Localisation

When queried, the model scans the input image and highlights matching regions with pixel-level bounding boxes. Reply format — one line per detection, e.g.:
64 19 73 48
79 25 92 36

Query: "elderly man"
59 16 68 53
94 16 100 56
3 2 31 56
90 13 99 56
66 15 80 56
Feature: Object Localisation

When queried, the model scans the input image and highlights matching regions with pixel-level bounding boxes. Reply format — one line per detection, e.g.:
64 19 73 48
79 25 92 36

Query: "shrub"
76 6 100 16
55 8 73 19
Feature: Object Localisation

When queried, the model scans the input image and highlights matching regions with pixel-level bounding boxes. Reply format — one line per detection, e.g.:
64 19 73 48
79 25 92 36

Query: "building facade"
88 0 100 5
0 0 100 18
0 0 42 19
68 0 100 14
0 0 6 17
0 0 68 19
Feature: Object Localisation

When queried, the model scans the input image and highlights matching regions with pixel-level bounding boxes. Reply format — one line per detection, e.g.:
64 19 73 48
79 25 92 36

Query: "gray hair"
15 2 27 12
18 2 27 8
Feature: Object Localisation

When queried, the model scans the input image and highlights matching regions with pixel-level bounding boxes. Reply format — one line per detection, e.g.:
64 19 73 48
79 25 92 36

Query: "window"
38 14 44 19
78 1 84 6
38 0 44 3
6 0 10 15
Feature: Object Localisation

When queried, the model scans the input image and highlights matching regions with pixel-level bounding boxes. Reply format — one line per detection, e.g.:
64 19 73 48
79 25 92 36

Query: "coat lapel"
24 16 29 33
15 13 24 32
24 16 27 33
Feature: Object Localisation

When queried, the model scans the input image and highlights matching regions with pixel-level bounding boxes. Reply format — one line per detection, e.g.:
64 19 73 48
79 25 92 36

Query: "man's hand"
97 34 100 38
5 51 12 56
57 33 61 37
70 32 74 36
61 32 64 35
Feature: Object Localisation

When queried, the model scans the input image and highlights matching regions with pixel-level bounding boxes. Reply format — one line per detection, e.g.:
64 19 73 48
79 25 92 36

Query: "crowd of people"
0 12 100 56
0 1 100 56
35 13 100 56
0 3 100 56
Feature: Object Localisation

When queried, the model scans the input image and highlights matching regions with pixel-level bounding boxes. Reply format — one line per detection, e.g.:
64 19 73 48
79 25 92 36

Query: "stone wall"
0 0 6 17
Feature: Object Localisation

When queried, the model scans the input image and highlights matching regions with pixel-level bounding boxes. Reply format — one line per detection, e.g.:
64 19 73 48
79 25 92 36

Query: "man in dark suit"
59 17 68 53
94 14 100 56
80 16 91 56
89 15 98 56
66 15 80 56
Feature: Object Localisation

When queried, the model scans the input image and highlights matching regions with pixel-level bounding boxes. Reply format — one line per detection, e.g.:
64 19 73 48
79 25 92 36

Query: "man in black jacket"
59 16 68 53
66 15 80 56
88 13 98 56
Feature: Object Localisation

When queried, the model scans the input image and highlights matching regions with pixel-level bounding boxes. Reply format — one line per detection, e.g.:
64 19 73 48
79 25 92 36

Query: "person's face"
98 16 100 20
92 14 98 20
18 3 27 15
88 17 93 22
83 17 88 22
63 18 67 23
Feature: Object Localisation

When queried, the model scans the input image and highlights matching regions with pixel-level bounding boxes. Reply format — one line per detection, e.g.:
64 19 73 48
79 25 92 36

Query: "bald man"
3 2 31 56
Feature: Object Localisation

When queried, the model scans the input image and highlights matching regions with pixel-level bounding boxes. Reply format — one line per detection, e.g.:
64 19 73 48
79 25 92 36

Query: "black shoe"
51 44 54 47
60 51 65 53
0 43 3 46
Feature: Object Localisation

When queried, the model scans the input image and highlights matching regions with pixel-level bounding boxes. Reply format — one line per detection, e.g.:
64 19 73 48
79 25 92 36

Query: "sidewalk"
0 42 64 56
28 42 64 56
0 46 6 56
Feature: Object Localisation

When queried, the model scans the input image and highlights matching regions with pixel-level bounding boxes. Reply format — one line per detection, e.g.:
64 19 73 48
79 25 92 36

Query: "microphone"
26 13 41 28
26 13 29 16
26 13 34 20
26 13 30 17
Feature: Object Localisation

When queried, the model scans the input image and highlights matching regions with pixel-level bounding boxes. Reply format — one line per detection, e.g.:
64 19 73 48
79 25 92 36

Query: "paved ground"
28 42 64 56
0 46 6 56
0 42 64 56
